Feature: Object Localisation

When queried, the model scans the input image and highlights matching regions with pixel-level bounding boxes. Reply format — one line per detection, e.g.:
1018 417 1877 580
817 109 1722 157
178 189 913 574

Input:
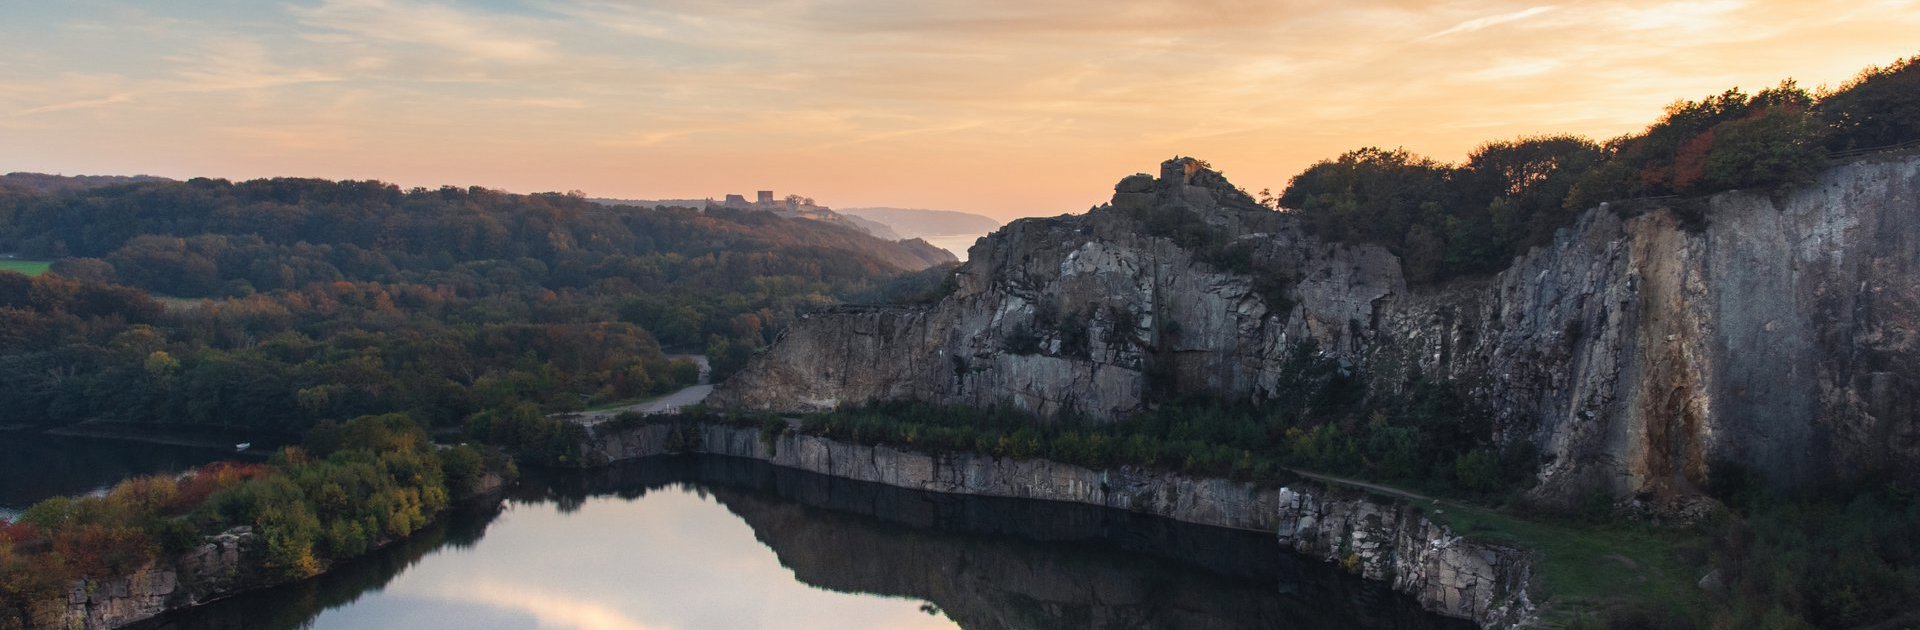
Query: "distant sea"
926 234 986 261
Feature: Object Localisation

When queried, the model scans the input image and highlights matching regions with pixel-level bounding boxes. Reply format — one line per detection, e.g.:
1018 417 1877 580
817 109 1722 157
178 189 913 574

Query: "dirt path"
556 355 713 426
1283 467 1448 506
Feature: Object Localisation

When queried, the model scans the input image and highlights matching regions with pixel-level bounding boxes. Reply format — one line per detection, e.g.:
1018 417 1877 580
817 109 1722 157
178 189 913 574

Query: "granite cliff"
711 155 1920 506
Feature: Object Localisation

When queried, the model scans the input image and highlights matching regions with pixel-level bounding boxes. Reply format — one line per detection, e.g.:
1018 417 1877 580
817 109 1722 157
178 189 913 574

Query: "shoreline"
582 420 1538 628
38 423 279 453
27 475 506 630
22 419 1533 628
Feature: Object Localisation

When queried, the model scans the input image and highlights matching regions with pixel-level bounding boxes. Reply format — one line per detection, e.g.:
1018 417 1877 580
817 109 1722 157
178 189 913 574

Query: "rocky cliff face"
583 422 1535 627
30 528 265 630
711 155 1920 506
711 158 1303 419
1273 488 1532 625
25 473 506 630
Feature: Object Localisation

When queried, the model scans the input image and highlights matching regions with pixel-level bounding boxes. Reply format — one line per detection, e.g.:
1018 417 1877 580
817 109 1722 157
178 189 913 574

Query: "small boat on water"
235 442 251 452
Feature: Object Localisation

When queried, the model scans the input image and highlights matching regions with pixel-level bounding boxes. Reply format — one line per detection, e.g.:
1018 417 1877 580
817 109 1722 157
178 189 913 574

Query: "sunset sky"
2 0 1916 221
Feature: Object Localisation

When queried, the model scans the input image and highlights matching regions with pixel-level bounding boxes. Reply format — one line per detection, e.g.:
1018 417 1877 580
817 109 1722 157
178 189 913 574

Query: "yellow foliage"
106 476 178 516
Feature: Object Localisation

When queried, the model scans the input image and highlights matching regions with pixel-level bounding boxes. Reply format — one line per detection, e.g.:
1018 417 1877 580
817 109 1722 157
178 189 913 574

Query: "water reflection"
137 456 1470 630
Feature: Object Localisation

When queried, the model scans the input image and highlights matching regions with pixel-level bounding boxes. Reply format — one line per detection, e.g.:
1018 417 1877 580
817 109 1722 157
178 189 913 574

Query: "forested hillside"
0 173 172 195
720 54 1920 629
839 207 1002 239
0 178 946 454
1281 54 1920 283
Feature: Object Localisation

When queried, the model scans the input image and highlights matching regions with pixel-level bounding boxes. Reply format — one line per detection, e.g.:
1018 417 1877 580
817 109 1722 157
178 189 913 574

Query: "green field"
0 260 51 276
1430 502 1705 626
1291 473 1705 625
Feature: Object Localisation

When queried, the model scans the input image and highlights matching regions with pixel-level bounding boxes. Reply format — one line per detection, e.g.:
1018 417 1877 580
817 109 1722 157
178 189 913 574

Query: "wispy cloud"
15 92 134 116
596 128 708 147
290 0 558 63
13 38 343 117
1469 58 1565 81
1602 0 1748 32
1422 6 1557 40
164 39 345 92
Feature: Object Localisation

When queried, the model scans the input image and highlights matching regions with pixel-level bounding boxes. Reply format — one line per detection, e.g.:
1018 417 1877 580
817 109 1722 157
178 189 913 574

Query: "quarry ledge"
581 420 1539 628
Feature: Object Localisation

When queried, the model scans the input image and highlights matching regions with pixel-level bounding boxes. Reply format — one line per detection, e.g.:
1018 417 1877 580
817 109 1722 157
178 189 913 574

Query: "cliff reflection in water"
138 456 1468 630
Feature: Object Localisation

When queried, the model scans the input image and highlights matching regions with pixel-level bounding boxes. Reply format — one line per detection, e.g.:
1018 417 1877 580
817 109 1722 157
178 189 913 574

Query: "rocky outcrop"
712 157 1301 420
583 422 1535 627
26 473 508 630
38 528 266 630
1274 489 1533 627
711 155 1920 506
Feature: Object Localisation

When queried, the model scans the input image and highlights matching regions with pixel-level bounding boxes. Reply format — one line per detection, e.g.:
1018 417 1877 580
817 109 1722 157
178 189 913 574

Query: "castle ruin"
708 190 834 220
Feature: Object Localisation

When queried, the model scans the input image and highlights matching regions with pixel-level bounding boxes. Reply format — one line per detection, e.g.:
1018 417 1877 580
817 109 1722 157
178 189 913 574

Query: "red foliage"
51 524 155 579
0 520 37 545
1670 129 1716 192
170 461 272 511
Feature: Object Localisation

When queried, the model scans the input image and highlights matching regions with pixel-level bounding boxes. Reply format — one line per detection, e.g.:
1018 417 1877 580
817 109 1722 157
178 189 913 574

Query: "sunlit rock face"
712 155 1920 506
711 157 1306 419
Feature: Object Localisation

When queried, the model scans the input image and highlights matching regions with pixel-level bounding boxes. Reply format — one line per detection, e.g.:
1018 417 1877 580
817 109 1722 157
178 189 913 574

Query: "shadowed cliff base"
129 456 1467 630
558 456 1474 630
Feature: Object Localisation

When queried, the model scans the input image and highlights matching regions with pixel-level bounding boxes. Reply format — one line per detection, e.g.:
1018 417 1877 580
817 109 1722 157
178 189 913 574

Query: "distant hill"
589 197 709 209
840 214 903 240
0 178 956 296
594 196 912 241
0 177 963 439
840 207 1001 239
1 172 173 195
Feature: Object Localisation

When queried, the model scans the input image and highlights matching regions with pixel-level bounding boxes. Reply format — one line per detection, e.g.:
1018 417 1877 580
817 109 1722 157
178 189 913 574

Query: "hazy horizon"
3 1 1917 222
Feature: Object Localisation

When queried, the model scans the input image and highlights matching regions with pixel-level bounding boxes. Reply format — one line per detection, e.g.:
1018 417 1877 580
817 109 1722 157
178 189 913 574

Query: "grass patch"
0 260 51 276
1430 503 1706 626
583 393 664 412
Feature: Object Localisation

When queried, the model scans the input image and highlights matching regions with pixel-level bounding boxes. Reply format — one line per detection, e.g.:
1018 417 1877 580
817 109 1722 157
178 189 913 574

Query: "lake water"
127 456 1468 630
0 432 241 521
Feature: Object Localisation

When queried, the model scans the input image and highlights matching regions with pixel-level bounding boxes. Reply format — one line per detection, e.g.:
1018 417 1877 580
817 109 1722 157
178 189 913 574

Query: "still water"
129 456 1468 630
0 433 241 520
925 234 985 261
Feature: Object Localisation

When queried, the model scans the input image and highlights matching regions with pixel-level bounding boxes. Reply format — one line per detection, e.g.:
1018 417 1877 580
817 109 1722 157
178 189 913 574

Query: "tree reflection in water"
135 456 1470 630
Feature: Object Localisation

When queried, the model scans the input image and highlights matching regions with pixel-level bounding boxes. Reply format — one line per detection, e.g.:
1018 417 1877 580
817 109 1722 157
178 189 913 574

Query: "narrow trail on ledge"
1284 467 1451 507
